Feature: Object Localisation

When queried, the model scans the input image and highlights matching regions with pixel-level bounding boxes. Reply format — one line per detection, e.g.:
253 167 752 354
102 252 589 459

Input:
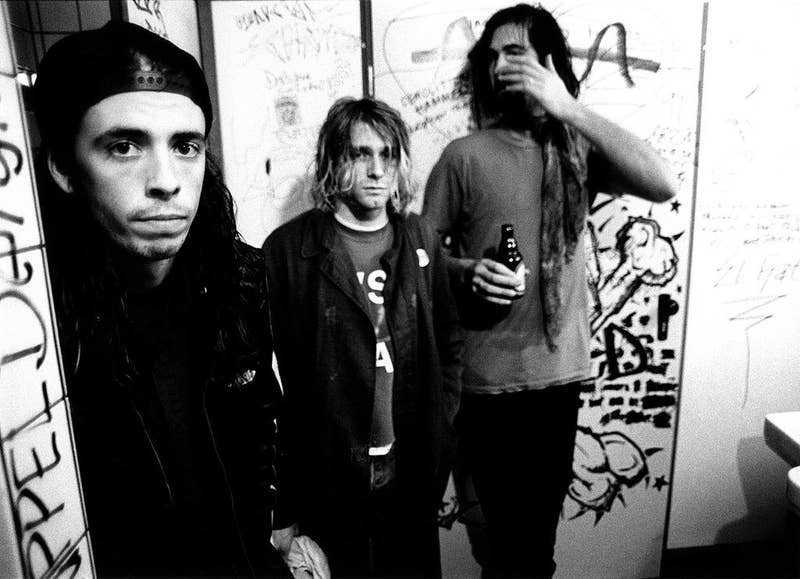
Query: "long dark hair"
457 4 580 128
37 151 255 384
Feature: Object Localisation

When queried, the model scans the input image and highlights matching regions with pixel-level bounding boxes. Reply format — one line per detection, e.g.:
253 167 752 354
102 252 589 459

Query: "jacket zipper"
132 405 174 505
202 381 256 576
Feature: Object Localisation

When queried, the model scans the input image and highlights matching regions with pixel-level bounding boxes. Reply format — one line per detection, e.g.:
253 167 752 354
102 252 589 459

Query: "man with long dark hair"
33 21 283 576
424 4 678 577
265 97 462 578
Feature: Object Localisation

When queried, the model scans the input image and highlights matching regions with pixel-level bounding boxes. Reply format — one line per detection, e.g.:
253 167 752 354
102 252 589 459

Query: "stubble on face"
69 91 206 285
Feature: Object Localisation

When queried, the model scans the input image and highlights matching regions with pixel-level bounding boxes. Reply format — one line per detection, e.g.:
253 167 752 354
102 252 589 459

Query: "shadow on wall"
715 435 787 545
662 437 795 578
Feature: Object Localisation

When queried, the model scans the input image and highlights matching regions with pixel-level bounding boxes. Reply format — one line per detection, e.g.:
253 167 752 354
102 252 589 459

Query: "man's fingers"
471 278 518 302
472 280 513 305
296 536 331 579
483 294 514 306
478 260 521 281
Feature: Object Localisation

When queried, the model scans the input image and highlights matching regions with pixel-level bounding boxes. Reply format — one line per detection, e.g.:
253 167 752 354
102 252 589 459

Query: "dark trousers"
457 383 581 578
330 447 441 578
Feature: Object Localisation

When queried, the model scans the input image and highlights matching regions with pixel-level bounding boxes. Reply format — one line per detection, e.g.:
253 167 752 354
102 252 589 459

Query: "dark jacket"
263 209 462 575
61 242 284 577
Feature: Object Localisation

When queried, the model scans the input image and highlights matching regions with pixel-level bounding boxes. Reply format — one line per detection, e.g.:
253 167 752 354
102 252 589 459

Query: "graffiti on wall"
211 0 363 246
0 70 92 578
569 427 663 523
129 0 167 38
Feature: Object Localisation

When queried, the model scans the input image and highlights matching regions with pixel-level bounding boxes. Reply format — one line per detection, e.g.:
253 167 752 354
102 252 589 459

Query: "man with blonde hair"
265 97 462 578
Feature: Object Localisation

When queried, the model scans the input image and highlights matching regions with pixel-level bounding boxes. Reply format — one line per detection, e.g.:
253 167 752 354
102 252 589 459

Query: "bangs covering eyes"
346 145 399 161
312 96 416 213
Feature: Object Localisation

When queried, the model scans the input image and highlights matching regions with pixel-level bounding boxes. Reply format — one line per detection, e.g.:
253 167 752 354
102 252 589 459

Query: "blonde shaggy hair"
312 97 415 214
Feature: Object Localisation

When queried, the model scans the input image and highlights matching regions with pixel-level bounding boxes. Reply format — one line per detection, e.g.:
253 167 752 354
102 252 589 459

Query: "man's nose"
495 52 512 71
368 155 385 179
147 149 180 198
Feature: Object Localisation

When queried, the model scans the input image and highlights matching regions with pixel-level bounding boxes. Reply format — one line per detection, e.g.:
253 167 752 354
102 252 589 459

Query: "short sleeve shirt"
424 128 592 393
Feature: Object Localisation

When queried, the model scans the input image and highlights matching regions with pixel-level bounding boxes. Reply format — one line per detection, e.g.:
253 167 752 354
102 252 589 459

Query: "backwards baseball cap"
34 20 213 157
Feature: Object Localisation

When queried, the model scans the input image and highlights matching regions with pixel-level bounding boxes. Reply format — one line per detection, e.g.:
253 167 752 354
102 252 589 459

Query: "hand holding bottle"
466 258 526 305
460 224 528 306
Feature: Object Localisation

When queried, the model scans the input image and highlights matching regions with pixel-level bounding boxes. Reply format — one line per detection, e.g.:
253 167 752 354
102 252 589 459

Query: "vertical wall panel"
0 3 94 577
373 1 703 576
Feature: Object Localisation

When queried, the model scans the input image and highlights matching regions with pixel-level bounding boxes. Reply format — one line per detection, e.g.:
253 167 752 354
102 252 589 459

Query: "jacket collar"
300 209 337 258
298 209 416 319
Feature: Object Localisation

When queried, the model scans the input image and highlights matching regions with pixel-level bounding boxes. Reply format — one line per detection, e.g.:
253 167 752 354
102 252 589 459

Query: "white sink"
789 466 800 516
765 412 800 513
765 411 800 466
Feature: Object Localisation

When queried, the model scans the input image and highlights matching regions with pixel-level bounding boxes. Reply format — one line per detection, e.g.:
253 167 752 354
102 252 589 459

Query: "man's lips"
132 213 188 221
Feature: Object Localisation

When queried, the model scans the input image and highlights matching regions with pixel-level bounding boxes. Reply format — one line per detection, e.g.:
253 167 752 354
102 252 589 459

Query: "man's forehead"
350 121 392 149
80 91 206 135
490 23 532 49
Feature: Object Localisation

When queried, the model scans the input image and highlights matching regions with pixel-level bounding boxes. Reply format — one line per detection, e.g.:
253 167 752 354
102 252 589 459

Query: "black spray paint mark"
0 122 25 186
657 293 679 341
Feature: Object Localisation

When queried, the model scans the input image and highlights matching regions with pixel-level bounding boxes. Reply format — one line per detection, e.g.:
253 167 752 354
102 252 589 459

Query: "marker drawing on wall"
569 427 663 523
723 294 786 409
587 216 679 335
128 0 168 38
211 0 362 246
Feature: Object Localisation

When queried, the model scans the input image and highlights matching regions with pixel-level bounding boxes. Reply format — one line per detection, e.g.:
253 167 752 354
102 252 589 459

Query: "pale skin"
333 120 399 230
460 23 679 305
48 91 206 290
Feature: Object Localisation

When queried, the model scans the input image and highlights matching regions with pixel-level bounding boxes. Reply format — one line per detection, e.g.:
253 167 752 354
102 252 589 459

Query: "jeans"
457 383 581 578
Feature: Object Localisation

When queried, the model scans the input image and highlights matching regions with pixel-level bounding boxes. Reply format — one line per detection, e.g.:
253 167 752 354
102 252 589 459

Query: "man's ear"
47 152 74 194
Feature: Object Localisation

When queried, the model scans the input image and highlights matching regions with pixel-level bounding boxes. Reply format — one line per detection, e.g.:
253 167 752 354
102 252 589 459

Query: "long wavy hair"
457 4 580 128
312 97 414 214
37 150 256 385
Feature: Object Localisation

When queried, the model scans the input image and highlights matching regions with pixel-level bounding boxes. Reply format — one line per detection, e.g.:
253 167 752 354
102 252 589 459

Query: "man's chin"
497 91 543 128
123 241 183 262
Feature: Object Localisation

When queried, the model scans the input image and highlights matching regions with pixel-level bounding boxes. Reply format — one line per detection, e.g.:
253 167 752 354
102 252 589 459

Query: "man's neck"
119 256 176 290
334 201 389 232
496 122 534 140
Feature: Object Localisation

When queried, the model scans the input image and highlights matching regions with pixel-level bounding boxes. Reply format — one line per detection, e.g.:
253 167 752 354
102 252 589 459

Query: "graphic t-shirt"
336 219 396 454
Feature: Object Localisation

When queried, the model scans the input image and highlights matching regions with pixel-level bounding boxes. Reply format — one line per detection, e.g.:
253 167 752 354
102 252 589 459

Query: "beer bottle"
496 223 526 297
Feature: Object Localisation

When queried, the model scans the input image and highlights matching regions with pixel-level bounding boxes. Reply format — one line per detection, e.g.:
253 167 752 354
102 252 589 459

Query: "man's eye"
109 141 138 157
175 142 201 158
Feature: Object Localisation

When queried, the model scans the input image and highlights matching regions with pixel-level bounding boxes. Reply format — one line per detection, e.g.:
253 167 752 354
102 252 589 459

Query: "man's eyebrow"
92 128 206 145
172 130 206 141
353 144 394 155
93 127 148 144
354 144 388 153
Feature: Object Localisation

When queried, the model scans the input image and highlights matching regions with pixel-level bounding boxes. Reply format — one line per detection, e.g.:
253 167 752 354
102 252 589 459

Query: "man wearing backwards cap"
33 21 291 576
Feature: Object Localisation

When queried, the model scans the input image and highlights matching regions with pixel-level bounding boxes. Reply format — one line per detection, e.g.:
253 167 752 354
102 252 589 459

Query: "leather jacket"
62 241 283 577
